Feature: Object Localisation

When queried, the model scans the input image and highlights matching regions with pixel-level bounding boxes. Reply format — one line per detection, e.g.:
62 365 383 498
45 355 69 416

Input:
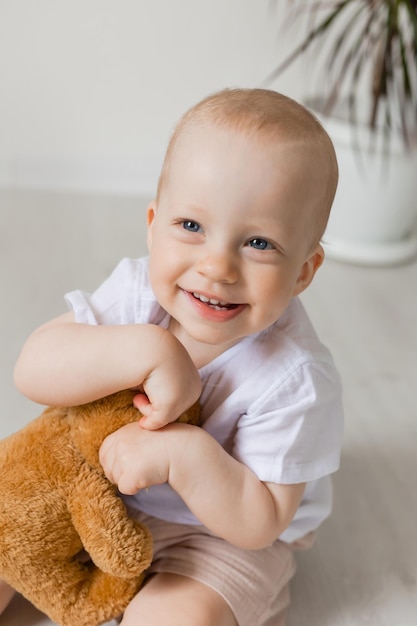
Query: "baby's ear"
292 244 324 297
146 201 157 251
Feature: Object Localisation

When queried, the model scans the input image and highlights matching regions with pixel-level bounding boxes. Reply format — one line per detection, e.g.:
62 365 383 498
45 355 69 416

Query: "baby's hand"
134 334 202 430
99 422 170 494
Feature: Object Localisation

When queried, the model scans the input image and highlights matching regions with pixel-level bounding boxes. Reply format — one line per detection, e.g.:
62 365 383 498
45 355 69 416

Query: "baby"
3 88 343 626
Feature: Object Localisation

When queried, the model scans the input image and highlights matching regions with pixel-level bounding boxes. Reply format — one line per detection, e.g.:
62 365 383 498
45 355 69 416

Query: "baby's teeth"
193 292 228 306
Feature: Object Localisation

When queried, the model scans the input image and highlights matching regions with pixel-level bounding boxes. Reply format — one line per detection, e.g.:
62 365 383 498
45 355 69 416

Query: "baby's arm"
14 312 201 428
100 422 305 550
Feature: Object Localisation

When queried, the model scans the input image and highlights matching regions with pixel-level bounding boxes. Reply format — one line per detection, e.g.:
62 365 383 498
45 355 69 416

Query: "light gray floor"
1 188 416 625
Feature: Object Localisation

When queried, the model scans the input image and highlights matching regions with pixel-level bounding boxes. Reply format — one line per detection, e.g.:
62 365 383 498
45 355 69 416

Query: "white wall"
0 0 304 196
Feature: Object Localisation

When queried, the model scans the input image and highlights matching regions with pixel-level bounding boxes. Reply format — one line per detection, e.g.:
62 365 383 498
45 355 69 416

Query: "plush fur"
0 390 200 626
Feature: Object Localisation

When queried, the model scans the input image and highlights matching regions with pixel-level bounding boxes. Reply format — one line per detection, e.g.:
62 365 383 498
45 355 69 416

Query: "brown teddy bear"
0 389 200 626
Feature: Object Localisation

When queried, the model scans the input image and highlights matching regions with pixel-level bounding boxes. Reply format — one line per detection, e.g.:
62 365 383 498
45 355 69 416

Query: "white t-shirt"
65 256 343 543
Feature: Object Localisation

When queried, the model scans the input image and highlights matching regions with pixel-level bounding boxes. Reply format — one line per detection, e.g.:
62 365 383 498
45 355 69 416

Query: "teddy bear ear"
67 390 140 468
68 390 138 428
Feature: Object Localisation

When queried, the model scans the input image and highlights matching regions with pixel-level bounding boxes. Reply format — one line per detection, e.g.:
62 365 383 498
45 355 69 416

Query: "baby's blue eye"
182 220 201 232
248 238 272 250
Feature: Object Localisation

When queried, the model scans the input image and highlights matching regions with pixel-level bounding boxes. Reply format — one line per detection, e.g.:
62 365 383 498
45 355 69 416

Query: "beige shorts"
129 510 314 626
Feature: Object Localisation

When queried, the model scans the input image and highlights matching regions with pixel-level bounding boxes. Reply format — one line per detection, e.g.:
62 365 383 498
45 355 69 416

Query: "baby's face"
147 123 325 360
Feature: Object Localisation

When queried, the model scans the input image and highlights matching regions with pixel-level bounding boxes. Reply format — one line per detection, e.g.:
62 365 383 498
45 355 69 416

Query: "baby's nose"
195 251 239 284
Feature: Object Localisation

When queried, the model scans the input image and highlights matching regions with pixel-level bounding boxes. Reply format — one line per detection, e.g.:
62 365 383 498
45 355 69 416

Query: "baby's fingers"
99 435 117 483
99 429 145 494
137 411 172 431
133 392 152 416
133 393 176 430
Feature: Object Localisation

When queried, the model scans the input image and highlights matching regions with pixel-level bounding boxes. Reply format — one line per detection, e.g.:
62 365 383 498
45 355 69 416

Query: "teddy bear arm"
28 556 145 626
68 468 153 578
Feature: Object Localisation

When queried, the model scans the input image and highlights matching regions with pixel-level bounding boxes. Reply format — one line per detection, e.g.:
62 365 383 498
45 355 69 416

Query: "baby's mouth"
192 292 238 311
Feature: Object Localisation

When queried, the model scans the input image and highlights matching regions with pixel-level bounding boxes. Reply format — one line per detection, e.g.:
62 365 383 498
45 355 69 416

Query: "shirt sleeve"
64 257 166 327
232 358 344 485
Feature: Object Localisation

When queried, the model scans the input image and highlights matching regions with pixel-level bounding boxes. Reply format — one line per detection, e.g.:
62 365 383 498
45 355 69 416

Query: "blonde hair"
157 88 338 244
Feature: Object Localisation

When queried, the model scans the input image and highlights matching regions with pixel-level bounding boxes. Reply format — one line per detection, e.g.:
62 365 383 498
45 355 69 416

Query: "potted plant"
269 1 417 265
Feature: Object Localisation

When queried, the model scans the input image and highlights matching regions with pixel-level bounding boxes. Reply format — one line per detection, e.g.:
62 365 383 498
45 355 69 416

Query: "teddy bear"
0 389 200 626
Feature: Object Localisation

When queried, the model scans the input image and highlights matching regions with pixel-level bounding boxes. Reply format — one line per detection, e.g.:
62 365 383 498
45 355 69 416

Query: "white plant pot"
310 103 417 266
